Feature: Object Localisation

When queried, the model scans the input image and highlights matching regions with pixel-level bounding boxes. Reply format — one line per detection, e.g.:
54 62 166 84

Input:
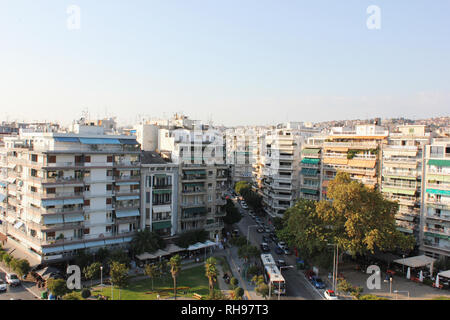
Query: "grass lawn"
91 265 210 300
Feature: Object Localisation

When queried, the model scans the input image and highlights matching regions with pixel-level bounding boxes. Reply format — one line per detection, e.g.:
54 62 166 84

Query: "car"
262 235 271 243
0 279 7 292
276 259 287 268
249 213 255 219
5 273 20 287
274 246 284 255
260 243 270 253
269 233 278 242
324 290 338 300
264 227 271 233
283 247 292 255
277 241 287 250
257 227 264 233
311 276 326 289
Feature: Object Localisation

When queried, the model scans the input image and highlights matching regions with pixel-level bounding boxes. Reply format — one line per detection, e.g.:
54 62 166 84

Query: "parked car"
269 233 278 242
264 227 271 233
274 246 284 255
0 279 7 292
324 289 338 300
277 241 287 250
260 243 270 253
276 259 287 268
262 235 271 243
257 227 264 233
6 274 20 287
311 276 326 289
283 247 292 255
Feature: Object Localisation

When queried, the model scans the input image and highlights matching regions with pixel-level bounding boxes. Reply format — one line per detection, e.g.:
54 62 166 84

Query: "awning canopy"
438 270 450 279
426 188 450 196
301 168 318 176
115 209 140 218
393 255 436 268
119 139 139 145
165 243 184 254
152 205 171 213
302 148 320 155
43 215 64 225
14 221 24 229
301 158 320 165
428 159 450 167
136 252 157 260
152 221 172 230
153 249 170 257
54 137 80 143
115 181 140 186
116 195 140 201
79 138 121 145
84 240 106 248
63 213 85 223
0 194 6 202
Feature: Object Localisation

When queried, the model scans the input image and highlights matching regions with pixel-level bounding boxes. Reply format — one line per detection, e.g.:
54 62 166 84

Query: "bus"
260 254 286 295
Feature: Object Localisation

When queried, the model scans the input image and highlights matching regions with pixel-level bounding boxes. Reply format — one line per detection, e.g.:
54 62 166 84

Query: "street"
0 270 38 300
232 198 324 300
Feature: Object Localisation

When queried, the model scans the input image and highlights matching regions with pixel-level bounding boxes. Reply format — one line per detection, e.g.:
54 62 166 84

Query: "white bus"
260 254 286 295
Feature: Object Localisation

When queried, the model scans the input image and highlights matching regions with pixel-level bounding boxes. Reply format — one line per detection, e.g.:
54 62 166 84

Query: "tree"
168 254 181 300
62 292 82 300
175 230 208 248
230 277 239 289
81 288 91 299
83 262 102 286
223 199 241 225
144 263 160 291
204 257 218 297
108 249 130 266
252 275 269 299
233 287 244 300
109 261 129 299
238 244 260 262
47 278 68 298
130 229 165 255
14 259 30 278
235 181 251 195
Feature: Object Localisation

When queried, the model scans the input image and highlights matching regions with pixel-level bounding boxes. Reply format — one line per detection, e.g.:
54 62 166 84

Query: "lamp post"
247 225 258 245
402 255 406 274
100 266 103 287
278 265 294 300
327 243 338 291
394 290 410 300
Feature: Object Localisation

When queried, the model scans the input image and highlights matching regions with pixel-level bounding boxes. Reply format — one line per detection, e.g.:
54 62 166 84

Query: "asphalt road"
232 198 324 300
0 270 38 300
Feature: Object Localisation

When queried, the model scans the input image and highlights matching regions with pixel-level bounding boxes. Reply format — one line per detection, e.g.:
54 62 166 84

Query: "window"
83 228 90 235
146 192 150 203
84 199 90 206
107 156 113 163
85 156 91 163
48 155 56 163
31 186 38 193
146 208 150 219
31 154 38 162
106 226 112 233
76 186 84 193
106 198 112 204
106 184 112 191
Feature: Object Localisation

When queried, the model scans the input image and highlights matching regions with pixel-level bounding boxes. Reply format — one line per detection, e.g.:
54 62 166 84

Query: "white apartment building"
0 126 141 263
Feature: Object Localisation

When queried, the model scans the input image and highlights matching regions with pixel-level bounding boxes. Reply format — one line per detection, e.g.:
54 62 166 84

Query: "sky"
0 0 449 127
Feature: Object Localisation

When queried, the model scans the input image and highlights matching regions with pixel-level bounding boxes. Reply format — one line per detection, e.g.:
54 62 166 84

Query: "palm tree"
131 229 164 255
205 257 218 297
144 263 160 291
168 254 181 300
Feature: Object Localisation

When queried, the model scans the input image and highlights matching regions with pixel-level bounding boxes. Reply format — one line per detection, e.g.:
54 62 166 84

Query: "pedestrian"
237 267 241 274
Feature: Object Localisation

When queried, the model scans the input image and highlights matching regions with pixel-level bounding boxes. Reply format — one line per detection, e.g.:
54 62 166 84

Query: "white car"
6 273 20 287
0 279 7 292
324 290 338 300
277 241 287 250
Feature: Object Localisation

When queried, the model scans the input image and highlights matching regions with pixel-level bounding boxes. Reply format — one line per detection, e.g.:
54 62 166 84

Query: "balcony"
204 222 224 231
153 184 172 190
426 214 450 223
41 192 84 200
114 175 140 182
426 183 450 191
424 226 450 237
182 188 206 195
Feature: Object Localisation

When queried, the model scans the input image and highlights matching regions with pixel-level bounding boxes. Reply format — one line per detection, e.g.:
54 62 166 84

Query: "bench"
193 293 202 300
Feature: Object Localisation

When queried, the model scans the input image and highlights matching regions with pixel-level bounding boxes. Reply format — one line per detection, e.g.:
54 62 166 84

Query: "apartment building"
140 151 179 239
299 135 326 201
260 123 318 218
320 125 389 198
225 127 259 185
178 164 228 240
381 125 431 242
422 139 450 259
0 126 141 263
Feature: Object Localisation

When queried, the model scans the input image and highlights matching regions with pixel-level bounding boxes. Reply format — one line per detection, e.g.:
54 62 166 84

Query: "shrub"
63 292 82 300
246 265 260 278
358 294 388 300
230 277 239 289
81 288 91 299
233 287 244 300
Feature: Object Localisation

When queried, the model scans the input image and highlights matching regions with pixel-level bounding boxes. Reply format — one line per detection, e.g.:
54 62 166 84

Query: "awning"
115 209 140 218
136 252 157 260
14 221 24 229
119 139 139 145
187 242 203 251
116 195 140 201
438 270 450 279
63 243 86 251
153 189 172 194
382 187 416 196
301 188 318 195
152 221 172 230
393 255 436 268
104 238 124 245
6 177 16 184
426 189 450 196
204 240 217 247
41 199 64 207
301 168 318 176
5 216 16 224
0 181 7 187
42 246 65 254
152 205 171 213
165 243 184 254
0 194 6 202
301 158 320 165
84 240 106 248
183 207 207 215
43 215 64 225
63 213 85 223
54 137 80 143
115 181 140 186
428 159 450 167
79 138 121 145
184 170 206 175
302 148 320 155
153 249 170 257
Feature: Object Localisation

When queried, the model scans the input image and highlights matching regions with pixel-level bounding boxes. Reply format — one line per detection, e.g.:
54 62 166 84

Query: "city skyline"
1 1 449 126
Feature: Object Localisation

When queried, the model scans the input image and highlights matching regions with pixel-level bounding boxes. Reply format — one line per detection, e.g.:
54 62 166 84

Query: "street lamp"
278 265 294 301
247 225 259 245
384 276 393 294
100 266 103 287
327 243 338 292
394 290 410 300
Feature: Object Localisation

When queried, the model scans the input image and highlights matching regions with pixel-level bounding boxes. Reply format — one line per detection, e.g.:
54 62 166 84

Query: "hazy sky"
1 0 449 126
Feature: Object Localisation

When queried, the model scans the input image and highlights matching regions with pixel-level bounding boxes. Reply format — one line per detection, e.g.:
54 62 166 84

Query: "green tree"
237 244 260 262
235 181 251 195
233 287 244 300
14 259 30 278
168 254 181 300
83 262 102 286
204 257 218 297
62 292 82 300
175 230 208 248
130 229 165 255
252 275 269 299
109 261 129 300
47 278 68 298
144 263 160 291
223 199 242 225
230 277 239 289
